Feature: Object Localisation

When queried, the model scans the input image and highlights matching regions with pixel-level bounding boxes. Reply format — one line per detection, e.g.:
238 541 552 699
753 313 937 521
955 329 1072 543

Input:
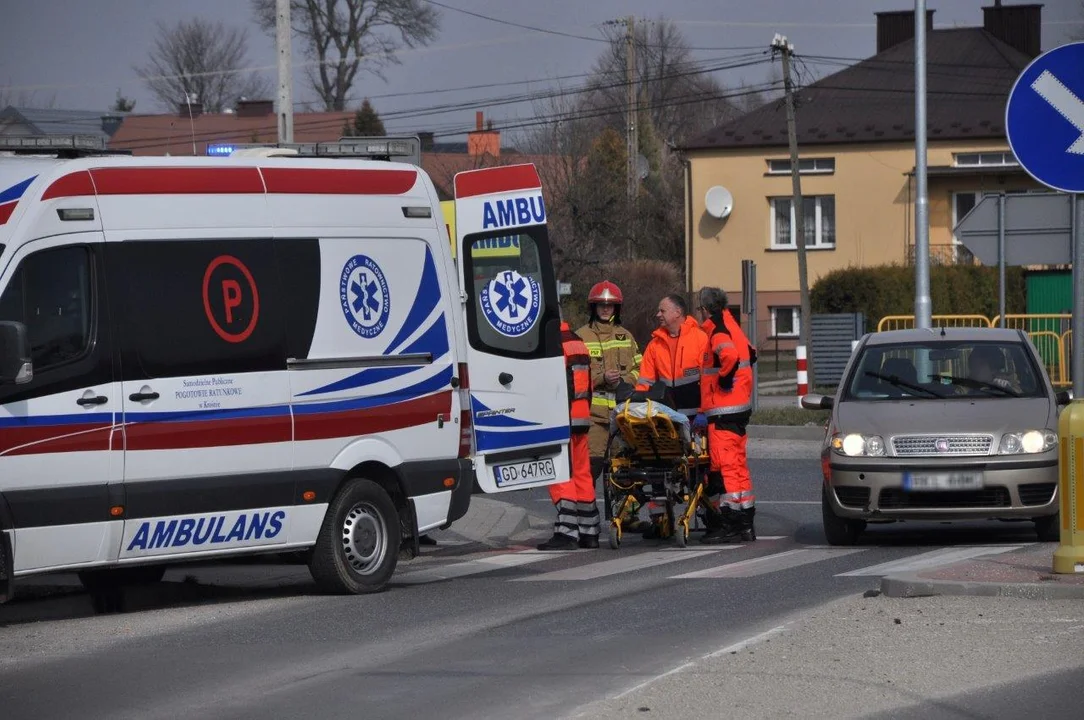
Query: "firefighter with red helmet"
575 281 642 474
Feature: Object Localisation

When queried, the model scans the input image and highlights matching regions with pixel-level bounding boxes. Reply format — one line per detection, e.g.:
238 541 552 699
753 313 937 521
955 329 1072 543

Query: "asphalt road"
0 449 1056 720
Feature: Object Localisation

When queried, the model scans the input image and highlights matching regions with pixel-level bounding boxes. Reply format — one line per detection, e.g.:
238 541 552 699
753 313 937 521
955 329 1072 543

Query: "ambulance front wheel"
310 477 400 594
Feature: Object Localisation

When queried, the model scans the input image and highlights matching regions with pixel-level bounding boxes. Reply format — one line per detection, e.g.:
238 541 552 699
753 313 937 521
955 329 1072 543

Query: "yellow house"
681 3 1047 348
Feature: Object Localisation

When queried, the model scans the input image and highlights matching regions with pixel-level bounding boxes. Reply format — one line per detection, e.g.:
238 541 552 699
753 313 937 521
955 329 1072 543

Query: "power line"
421 0 610 44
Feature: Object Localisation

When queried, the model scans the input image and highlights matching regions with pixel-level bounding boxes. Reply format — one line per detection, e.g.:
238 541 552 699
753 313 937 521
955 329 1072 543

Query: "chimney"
178 100 203 118
875 9 935 54
468 111 500 158
983 3 1042 58
236 99 274 117
418 131 434 151
100 114 124 137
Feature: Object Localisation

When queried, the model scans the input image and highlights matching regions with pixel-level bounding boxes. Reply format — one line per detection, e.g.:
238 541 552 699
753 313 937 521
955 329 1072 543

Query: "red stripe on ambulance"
454 164 541 199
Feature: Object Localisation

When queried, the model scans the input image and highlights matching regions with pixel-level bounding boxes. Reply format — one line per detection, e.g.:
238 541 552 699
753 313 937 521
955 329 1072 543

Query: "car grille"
1018 483 1057 506
879 487 1011 509
891 435 993 457
834 486 871 509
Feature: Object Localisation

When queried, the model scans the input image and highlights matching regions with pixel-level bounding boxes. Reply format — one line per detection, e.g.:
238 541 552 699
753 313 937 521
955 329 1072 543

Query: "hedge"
810 264 1026 328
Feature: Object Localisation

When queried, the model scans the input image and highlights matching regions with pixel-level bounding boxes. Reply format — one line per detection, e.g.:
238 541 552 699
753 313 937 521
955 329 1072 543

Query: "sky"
1 0 1080 142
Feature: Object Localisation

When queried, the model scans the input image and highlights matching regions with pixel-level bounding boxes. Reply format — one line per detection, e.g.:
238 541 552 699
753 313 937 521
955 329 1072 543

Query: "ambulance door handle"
129 391 160 402
76 395 108 407
498 372 513 385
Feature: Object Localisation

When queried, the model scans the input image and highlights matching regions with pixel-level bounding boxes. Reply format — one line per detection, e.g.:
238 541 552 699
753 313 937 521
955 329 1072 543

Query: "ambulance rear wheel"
310 478 400 594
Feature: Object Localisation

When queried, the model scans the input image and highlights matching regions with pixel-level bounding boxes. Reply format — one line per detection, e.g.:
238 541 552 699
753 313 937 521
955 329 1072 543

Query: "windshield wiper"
863 371 943 398
940 374 1020 397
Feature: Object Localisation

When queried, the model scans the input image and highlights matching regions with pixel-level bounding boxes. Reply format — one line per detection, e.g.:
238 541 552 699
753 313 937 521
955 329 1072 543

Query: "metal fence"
875 313 1073 386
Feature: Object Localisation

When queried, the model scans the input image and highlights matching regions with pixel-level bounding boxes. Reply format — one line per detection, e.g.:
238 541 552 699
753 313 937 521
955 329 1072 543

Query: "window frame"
769 195 836 250
0 244 96 374
770 306 800 338
952 151 1019 168
460 225 562 361
767 157 836 175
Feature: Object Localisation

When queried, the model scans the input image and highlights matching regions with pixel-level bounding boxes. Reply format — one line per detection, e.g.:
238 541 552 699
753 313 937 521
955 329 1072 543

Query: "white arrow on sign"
1031 70 1084 155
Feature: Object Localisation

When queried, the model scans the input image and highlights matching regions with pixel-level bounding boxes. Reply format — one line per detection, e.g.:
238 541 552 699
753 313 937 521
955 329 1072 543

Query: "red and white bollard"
796 345 808 404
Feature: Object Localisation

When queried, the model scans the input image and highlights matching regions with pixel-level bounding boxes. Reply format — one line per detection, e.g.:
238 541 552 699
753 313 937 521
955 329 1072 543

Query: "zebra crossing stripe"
515 549 724 582
395 549 572 585
835 545 1028 577
671 547 866 579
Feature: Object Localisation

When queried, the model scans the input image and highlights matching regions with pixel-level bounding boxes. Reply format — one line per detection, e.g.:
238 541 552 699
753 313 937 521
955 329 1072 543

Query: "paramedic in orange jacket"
537 321 601 550
632 294 711 537
696 286 756 544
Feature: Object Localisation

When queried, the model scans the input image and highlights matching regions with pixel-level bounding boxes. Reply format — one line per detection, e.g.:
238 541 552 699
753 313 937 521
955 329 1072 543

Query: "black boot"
578 534 600 549
739 507 757 542
700 508 742 544
537 533 579 551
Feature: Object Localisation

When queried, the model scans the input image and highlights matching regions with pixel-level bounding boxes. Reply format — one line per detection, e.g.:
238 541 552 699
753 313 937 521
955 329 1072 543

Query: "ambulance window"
115 239 285 378
0 246 92 370
461 228 560 359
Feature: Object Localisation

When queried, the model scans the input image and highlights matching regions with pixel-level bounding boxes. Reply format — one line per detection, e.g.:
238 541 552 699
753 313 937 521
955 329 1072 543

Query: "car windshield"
842 339 1047 401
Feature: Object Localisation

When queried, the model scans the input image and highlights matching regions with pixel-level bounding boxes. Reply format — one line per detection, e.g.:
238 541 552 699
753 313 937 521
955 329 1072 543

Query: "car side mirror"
0 321 32 385
1055 389 1074 406
801 393 833 410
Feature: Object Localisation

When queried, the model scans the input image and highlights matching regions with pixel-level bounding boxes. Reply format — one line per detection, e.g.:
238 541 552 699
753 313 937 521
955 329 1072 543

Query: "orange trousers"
707 426 755 511
548 433 600 538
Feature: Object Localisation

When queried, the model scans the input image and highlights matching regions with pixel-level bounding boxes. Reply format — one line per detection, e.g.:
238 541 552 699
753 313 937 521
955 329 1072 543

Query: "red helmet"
588 281 623 305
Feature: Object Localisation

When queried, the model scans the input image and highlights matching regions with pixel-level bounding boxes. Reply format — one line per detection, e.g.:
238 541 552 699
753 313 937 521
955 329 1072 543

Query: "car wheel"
309 477 400 594
822 486 865 546
1034 512 1060 542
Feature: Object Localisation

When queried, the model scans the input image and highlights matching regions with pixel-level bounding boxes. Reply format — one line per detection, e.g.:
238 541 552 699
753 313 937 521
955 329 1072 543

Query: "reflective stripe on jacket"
634 316 710 416
575 320 642 421
700 312 754 421
562 322 592 432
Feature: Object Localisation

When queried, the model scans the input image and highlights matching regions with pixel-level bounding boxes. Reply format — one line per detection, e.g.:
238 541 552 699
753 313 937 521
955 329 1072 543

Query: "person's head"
655 294 687 335
968 346 1002 381
696 286 729 322
587 281 623 324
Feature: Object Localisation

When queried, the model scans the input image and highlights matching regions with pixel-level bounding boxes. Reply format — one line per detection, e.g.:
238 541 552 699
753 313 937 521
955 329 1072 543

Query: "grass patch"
750 406 830 426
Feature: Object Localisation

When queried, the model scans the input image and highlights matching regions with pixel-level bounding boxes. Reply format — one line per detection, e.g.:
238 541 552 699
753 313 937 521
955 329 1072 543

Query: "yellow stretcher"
603 399 712 549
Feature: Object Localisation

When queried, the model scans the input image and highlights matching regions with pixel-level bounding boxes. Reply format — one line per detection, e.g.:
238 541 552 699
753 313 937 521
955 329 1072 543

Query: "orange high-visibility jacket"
700 311 755 422
634 316 710 415
562 322 592 432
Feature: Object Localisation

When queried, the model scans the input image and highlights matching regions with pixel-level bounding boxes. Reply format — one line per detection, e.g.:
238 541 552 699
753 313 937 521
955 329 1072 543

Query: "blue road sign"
1006 41 1084 194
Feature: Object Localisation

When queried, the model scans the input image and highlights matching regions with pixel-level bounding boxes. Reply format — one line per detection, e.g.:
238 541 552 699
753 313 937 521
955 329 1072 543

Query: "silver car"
801 327 1072 545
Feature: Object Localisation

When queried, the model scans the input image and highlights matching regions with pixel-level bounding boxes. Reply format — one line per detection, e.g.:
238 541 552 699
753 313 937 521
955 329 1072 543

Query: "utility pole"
276 0 294 144
773 33 815 390
625 15 638 259
913 0 931 328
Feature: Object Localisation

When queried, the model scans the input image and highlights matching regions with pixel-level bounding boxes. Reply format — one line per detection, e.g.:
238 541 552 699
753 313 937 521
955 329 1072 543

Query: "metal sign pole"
998 192 1006 328
1075 194 1084 399
750 262 758 414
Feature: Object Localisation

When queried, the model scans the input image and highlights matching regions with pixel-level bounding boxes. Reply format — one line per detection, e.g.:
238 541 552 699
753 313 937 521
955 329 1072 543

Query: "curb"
747 425 825 441
880 572 1084 600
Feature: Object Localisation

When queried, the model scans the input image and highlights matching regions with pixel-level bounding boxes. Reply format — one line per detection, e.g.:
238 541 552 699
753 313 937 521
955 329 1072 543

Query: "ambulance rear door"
453 164 570 493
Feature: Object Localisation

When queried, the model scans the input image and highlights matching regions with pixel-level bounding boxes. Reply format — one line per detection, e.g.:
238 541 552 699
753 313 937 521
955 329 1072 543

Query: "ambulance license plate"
493 458 558 488
903 471 984 491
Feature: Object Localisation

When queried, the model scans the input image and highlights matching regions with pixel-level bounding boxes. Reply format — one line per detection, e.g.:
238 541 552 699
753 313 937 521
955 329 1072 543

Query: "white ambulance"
0 135 570 602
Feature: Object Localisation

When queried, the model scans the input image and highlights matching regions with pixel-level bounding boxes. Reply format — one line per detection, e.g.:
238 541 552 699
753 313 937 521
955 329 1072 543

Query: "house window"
770 307 799 338
953 152 1018 167
767 158 835 175
770 196 835 249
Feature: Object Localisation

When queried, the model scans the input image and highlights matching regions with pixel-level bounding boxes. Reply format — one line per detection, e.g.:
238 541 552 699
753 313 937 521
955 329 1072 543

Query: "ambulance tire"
310 477 400 594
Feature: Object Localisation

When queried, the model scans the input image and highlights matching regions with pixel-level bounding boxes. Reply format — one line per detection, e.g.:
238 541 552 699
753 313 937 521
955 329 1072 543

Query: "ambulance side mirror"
0 321 33 385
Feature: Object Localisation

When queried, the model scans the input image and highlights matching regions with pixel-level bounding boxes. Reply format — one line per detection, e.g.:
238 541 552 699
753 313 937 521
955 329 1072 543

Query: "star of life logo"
480 269 541 337
340 255 390 339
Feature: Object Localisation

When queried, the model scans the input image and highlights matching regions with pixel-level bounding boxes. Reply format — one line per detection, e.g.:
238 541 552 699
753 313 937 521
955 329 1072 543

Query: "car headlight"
998 430 1058 454
831 433 886 457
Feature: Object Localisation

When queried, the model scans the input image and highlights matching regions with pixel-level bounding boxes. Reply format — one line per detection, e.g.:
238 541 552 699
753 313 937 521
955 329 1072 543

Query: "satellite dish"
636 154 650 180
705 186 733 219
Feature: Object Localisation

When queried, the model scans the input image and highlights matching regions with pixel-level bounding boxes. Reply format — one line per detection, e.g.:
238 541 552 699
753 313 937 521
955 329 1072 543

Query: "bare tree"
582 18 741 147
252 0 440 111
135 18 270 112
0 85 58 109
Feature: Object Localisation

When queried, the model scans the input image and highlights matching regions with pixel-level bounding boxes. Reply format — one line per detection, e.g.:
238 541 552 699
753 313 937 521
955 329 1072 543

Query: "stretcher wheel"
608 521 622 549
675 519 689 548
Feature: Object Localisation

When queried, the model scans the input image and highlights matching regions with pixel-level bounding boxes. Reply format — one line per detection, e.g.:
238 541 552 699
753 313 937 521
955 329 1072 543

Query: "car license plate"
903 471 984 491
493 457 558 488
